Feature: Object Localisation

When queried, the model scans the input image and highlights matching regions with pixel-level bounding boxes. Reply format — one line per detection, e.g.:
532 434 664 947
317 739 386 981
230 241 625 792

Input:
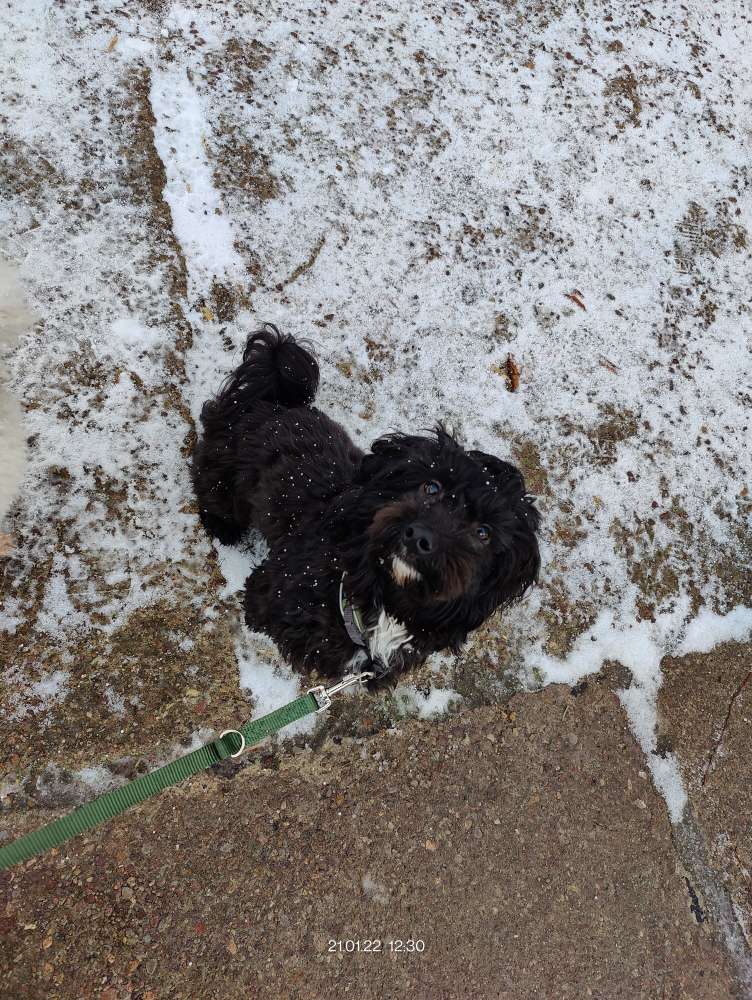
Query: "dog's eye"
477 524 491 542
422 481 442 497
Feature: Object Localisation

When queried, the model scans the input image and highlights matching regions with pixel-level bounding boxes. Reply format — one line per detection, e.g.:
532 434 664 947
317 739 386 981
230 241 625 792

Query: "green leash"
0 672 373 872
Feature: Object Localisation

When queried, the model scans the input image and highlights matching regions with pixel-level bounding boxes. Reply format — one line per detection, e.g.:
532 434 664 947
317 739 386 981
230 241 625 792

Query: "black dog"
192 325 540 682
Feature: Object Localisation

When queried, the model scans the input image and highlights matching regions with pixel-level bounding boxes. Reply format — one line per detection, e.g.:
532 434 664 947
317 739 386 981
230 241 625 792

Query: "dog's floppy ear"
467 505 541 629
468 450 540 627
453 483 541 633
371 433 407 456
468 450 525 494
355 433 407 484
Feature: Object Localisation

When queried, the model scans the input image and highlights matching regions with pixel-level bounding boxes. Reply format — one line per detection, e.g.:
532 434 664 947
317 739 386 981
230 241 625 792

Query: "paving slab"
658 641 752 962
0 680 737 999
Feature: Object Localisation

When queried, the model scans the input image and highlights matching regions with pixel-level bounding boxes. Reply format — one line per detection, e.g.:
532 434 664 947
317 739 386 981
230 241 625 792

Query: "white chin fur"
391 555 422 586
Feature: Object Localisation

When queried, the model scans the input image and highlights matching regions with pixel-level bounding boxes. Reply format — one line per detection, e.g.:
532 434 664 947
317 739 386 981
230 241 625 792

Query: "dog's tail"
209 324 319 416
193 325 319 543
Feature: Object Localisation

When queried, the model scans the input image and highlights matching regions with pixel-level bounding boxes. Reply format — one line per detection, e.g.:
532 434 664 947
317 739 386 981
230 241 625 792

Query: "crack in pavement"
701 669 751 789
672 809 752 993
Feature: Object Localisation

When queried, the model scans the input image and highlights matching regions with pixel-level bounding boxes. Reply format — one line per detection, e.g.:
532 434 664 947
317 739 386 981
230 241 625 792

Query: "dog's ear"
468 512 540 628
371 433 407 456
466 450 540 629
457 495 541 632
355 433 407 484
467 450 525 494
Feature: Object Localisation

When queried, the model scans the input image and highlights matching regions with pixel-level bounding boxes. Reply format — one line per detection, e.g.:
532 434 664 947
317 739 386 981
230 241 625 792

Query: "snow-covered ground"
1 0 751 824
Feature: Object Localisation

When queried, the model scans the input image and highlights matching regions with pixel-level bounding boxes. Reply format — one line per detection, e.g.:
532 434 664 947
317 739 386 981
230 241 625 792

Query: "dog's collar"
338 573 389 678
338 573 368 649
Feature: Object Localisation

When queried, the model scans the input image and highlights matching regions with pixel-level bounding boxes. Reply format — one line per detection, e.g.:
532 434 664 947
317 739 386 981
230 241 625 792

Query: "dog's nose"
403 522 434 555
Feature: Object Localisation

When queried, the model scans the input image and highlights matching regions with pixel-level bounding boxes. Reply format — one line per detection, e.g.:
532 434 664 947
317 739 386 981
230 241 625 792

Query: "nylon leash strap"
0 672 372 872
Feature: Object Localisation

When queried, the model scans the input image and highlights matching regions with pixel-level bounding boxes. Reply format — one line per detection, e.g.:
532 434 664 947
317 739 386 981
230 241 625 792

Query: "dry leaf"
598 355 619 374
200 306 214 322
424 839 438 851
504 353 521 392
564 291 586 310
227 938 238 955
105 36 118 52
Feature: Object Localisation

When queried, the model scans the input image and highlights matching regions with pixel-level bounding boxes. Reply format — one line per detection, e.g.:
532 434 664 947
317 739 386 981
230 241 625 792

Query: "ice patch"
362 874 390 905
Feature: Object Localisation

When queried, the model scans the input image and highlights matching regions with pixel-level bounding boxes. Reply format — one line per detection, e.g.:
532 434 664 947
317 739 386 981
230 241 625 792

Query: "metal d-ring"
219 729 246 758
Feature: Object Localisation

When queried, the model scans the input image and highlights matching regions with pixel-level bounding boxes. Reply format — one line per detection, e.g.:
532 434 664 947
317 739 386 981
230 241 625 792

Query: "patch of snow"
76 765 120 796
0 256 34 526
109 316 164 350
394 684 462 720
31 669 70 705
35 556 90 636
236 630 314 738
104 686 127 717
676 605 752 656
362 874 390 905
9 669 70 723
214 532 269 598
148 64 246 298
0 597 23 635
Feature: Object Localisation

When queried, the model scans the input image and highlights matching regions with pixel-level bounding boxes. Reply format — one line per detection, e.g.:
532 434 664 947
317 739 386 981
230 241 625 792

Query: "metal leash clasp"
308 670 375 714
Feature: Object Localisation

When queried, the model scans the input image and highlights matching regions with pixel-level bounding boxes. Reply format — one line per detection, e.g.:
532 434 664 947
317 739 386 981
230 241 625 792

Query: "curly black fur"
192 324 541 682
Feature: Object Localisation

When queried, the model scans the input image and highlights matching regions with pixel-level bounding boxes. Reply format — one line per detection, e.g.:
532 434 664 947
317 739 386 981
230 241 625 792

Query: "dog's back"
0 258 34 541
193 325 358 545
